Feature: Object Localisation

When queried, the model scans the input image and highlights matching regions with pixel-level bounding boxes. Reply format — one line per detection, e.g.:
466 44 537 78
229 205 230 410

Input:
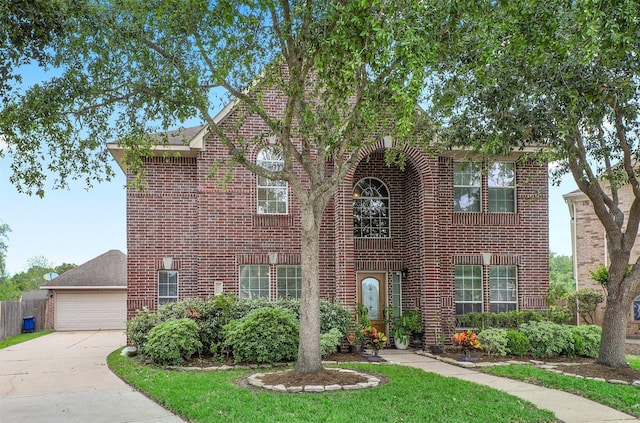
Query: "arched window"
256 147 287 214
353 177 390 238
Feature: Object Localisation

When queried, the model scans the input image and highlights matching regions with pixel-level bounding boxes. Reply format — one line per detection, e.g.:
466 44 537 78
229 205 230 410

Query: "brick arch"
334 144 439 328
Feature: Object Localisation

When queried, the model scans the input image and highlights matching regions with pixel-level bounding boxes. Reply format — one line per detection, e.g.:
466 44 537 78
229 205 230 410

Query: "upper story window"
158 270 178 305
256 147 288 214
488 162 516 212
353 177 390 238
454 161 516 213
454 163 481 212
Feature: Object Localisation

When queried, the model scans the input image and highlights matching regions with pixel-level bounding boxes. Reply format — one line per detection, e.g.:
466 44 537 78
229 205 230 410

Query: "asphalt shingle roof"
42 249 126 288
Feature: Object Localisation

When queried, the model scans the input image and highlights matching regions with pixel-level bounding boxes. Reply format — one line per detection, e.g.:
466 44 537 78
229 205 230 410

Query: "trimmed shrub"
223 307 299 363
320 300 352 336
571 325 601 358
505 329 530 356
458 310 572 330
478 328 509 356
145 318 203 365
320 328 344 357
126 307 160 351
519 321 574 358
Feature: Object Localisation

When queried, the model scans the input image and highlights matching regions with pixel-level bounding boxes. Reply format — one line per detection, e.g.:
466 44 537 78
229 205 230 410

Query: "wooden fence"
0 299 47 341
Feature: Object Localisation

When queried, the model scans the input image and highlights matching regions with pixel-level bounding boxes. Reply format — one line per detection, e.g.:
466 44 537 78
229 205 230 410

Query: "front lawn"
108 350 557 423
482 363 640 418
0 330 52 349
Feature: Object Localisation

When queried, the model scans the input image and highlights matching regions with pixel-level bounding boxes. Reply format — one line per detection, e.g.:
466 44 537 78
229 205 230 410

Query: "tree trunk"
597 297 631 368
597 270 633 368
295 201 324 374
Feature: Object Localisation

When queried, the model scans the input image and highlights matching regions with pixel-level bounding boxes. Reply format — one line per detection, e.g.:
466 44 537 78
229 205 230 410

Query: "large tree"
0 1 446 373
432 0 640 367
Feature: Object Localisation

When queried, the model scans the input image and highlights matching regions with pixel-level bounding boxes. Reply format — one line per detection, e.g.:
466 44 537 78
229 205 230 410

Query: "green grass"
0 330 52 349
108 350 557 423
627 355 640 370
482 364 640 418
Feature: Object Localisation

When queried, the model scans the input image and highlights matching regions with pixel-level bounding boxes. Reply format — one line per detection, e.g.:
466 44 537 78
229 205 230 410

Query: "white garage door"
55 290 127 331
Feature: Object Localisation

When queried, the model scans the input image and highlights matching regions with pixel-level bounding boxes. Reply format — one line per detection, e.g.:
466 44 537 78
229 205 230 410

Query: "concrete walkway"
0 330 185 423
378 349 638 423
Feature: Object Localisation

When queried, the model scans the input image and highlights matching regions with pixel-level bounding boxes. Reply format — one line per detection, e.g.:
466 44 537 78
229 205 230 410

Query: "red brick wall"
124 87 550 343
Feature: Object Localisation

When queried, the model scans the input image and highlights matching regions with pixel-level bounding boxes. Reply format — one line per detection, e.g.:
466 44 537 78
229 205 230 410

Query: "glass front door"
357 272 387 336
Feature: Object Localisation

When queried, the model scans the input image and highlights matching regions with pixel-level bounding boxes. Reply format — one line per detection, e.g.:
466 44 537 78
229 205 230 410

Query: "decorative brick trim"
452 213 520 226
157 258 181 270
252 214 293 228
355 260 403 271
354 238 395 251
522 296 546 309
453 255 484 265
441 296 454 307
128 299 155 313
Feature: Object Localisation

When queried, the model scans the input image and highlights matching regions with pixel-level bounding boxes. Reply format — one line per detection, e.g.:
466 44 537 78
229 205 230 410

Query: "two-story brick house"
564 185 640 337
108 89 550 345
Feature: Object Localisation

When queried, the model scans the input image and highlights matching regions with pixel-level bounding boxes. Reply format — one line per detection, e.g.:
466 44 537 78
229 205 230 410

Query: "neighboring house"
108 89 550 345
42 250 127 331
564 186 640 337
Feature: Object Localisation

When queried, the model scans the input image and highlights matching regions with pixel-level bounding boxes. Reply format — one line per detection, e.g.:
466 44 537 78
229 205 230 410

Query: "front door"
357 272 387 337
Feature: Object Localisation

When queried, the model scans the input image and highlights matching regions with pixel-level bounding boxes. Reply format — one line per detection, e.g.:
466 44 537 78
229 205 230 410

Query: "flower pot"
394 336 410 350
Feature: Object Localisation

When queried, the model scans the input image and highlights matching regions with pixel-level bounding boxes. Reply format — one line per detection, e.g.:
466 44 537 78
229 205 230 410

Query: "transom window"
256 147 288 214
276 265 302 299
353 177 390 238
239 265 270 299
490 265 518 312
454 163 481 212
488 163 516 212
158 270 178 305
455 265 483 316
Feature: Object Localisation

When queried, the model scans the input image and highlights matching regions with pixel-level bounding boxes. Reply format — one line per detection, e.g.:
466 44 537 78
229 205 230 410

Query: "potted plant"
391 308 423 350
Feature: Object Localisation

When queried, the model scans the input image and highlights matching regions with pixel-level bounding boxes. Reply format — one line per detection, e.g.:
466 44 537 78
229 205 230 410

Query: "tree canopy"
432 0 640 367
0 0 450 373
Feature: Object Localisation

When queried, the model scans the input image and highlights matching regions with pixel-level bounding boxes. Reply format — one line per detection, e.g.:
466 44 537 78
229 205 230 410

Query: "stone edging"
415 350 640 387
247 368 381 393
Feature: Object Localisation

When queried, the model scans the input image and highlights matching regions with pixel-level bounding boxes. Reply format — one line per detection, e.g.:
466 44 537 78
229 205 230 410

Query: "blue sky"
0 65 578 275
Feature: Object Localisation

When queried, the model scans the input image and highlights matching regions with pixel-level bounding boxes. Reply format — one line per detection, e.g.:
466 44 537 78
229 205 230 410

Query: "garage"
43 250 127 331
55 290 127 331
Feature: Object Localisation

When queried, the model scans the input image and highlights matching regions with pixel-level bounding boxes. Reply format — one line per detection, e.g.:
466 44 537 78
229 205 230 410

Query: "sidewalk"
378 350 638 423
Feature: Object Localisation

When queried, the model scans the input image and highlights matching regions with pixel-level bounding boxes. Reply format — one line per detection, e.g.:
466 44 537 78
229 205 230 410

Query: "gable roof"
41 249 127 290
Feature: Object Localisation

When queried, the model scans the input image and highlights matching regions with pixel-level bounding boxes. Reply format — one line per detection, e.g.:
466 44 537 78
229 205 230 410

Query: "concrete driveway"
0 330 185 422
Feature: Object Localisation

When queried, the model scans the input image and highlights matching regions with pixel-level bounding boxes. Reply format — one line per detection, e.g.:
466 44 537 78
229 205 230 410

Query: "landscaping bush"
571 325 601 358
505 329 530 356
478 328 509 356
126 307 160 351
458 310 572 330
145 318 203 365
320 300 352 336
519 321 574 358
223 307 299 363
320 328 344 357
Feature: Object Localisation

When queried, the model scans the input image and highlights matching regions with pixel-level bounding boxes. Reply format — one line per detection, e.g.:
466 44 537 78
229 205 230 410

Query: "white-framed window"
256 147 288 214
490 265 518 312
158 270 178 305
634 293 640 321
454 162 481 212
239 264 270 299
455 265 483 316
276 265 302 299
488 162 516 212
353 177 391 238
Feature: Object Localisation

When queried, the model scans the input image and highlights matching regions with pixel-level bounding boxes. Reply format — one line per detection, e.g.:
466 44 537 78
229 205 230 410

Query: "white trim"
42 286 125 290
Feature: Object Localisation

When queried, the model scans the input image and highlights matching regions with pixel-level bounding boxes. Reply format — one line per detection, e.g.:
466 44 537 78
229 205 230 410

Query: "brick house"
108 89 550 346
564 186 640 337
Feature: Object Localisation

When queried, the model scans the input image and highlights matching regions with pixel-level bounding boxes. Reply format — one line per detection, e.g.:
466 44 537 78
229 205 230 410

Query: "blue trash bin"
23 316 35 333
